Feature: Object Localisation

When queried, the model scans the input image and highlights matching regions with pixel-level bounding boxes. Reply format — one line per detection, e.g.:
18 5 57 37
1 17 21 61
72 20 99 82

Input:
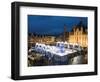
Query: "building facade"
28 34 55 48
68 21 88 48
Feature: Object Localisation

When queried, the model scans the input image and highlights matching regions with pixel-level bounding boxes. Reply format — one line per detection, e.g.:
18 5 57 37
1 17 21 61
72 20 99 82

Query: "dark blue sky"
28 15 87 35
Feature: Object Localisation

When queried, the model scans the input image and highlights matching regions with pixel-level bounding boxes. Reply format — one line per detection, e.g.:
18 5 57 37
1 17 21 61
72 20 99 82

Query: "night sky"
28 15 88 35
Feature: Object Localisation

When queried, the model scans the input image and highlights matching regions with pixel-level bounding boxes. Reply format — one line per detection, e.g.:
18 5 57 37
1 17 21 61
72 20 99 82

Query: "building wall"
28 35 55 48
68 27 88 47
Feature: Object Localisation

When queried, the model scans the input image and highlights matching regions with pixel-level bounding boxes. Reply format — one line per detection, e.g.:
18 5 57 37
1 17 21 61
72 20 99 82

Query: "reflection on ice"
28 41 84 65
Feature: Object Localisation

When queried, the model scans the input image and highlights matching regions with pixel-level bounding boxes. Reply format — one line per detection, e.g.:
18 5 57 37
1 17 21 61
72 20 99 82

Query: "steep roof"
71 21 87 33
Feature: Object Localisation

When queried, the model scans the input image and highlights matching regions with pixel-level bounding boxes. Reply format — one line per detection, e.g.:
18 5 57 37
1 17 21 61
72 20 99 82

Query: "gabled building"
68 21 88 47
